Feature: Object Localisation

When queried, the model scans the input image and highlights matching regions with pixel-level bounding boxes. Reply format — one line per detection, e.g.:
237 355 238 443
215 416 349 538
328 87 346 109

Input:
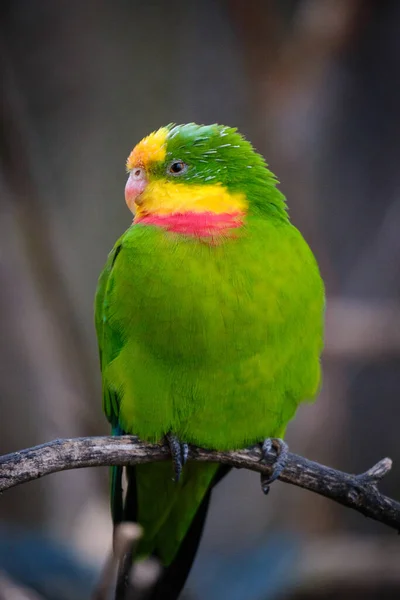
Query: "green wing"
95 238 124 426
94 239 122 367
95 236 126 525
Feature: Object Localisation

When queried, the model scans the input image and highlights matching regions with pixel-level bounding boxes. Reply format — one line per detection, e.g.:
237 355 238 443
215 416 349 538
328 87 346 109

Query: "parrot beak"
125 167 148 214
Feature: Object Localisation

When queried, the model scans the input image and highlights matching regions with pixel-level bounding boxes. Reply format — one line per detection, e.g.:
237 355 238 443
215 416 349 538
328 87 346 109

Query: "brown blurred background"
1 1 400 599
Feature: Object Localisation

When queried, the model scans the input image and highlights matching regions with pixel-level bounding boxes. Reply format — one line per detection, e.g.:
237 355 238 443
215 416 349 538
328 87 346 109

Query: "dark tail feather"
115 465 231 600
110 465 124 526
122 465 138 522
148 486 211 600
148 464 231 600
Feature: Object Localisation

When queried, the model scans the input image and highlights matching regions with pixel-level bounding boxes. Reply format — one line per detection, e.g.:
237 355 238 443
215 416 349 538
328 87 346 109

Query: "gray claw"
260 438 289 494
166 433 188 482
181 442 189 466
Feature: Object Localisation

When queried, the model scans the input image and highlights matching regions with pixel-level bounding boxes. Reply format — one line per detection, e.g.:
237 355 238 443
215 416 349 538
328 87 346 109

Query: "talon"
260 438 288 494
181 442 189 466
166 433 188 482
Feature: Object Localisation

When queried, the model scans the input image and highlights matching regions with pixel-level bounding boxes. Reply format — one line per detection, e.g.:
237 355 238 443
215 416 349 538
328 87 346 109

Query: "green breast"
100 215 324 450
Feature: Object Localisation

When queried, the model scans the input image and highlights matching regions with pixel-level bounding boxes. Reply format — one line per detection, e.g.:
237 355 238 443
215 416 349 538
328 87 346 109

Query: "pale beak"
125 167 148 214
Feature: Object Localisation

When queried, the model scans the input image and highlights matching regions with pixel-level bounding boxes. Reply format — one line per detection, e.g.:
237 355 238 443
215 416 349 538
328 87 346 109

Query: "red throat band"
134 211 244 237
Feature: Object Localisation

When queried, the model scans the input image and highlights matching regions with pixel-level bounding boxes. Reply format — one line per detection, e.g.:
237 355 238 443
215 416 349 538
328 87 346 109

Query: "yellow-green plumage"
95 123 324 595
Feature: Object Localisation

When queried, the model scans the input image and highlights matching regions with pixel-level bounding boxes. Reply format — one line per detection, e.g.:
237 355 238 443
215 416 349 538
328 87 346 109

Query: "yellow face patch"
126 127 168 171
135 180 247 218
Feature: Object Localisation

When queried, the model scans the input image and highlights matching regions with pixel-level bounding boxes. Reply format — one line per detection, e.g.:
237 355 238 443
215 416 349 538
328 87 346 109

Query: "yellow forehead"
126 127 168 171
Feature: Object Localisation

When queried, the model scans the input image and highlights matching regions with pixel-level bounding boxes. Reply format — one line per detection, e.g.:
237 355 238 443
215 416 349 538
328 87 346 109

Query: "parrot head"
125 123 287 236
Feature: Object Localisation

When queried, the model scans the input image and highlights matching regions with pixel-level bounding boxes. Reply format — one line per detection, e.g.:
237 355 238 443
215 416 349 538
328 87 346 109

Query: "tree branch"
0 436 399 531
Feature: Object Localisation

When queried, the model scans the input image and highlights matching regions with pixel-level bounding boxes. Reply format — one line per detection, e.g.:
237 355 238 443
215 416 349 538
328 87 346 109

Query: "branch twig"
0 436 398 531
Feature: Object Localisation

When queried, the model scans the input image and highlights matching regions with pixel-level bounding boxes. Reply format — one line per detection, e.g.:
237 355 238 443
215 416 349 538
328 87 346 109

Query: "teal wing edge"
94 238 125 525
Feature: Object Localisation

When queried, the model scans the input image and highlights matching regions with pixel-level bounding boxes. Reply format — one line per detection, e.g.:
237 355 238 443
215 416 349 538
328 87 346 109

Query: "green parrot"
95 123 324 599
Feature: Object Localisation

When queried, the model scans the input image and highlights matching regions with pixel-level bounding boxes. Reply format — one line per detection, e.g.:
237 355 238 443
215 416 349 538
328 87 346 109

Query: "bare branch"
0 436 399 532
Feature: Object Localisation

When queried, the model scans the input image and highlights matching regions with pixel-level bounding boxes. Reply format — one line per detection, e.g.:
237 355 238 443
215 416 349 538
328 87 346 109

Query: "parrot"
95 123 324 599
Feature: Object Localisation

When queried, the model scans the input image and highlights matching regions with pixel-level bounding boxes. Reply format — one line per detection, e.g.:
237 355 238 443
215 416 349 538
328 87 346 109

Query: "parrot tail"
113 464 230 600
146 486 212 600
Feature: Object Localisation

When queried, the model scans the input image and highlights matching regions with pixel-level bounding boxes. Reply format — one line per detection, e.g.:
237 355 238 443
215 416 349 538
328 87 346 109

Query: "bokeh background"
1 1 400 599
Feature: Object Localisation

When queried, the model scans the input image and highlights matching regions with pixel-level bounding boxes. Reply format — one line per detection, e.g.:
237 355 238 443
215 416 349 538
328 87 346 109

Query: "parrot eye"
168 161 188 176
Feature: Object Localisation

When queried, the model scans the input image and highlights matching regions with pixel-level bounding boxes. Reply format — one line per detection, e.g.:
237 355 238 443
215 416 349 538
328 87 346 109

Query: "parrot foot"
166 433 188 483
260 438 289 495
